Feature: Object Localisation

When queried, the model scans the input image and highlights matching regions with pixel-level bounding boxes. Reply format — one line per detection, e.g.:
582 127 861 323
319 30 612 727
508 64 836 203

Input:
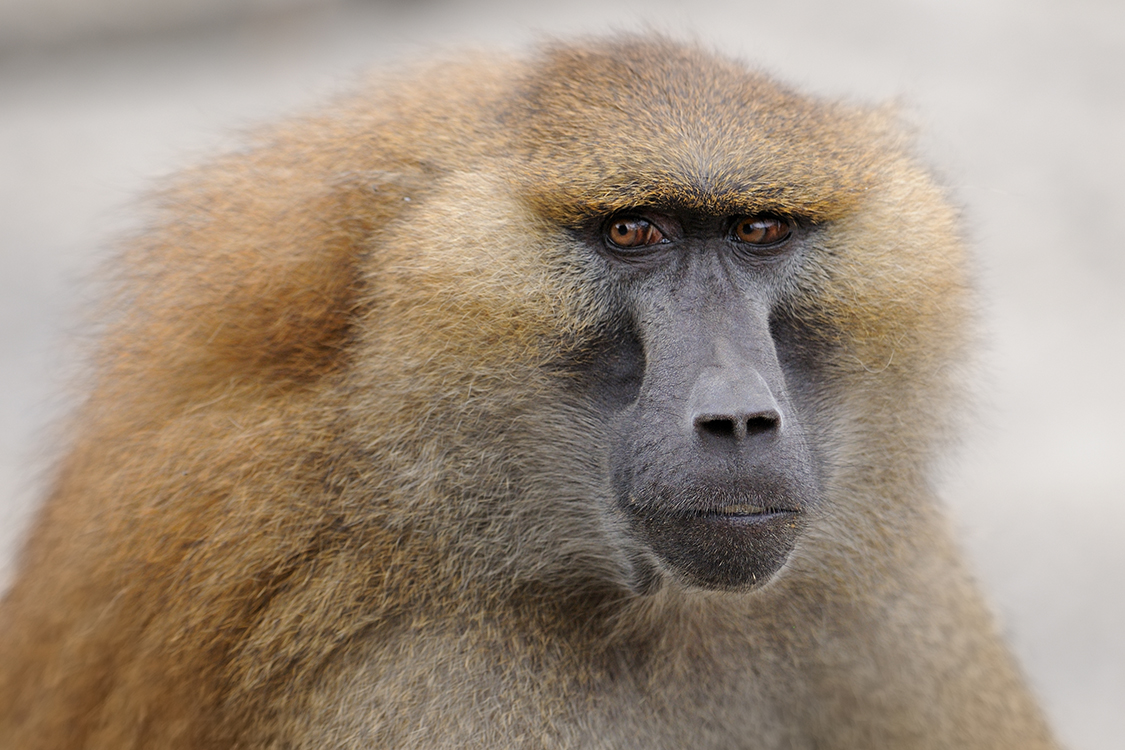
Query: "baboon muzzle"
612 287 819 591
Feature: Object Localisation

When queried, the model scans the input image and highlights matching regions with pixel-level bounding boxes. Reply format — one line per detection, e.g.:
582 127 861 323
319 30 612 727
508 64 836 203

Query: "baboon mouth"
698 504 781 517
691 506 801 528
623 491 806 520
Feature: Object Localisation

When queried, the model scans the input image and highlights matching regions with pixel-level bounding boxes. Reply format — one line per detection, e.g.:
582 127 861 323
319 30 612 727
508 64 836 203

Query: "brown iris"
733 217 791 246
607 217 665 249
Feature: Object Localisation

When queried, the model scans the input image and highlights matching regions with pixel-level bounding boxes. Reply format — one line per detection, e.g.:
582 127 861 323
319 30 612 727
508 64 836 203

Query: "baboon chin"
0 35 1058 750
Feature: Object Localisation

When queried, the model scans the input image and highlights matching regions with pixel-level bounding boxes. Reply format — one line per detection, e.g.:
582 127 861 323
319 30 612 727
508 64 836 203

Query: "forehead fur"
505 37 906 225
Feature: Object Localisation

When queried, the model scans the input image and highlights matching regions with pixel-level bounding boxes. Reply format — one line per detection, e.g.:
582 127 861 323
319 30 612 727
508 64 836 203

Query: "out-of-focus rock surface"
1 1 1121 748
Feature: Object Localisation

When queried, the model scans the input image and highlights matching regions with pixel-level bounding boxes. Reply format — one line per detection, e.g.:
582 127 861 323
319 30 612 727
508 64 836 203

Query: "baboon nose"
688 367 782 441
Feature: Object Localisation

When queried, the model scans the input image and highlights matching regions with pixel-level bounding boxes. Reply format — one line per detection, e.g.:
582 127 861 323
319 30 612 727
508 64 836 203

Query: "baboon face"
366 42 939 596
491 46 889 592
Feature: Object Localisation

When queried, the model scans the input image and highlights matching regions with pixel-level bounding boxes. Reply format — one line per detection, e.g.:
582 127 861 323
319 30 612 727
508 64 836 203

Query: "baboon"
0 36 1058 749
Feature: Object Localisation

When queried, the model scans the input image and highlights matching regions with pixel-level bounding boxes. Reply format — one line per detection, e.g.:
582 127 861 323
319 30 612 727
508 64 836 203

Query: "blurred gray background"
1 0 1121 747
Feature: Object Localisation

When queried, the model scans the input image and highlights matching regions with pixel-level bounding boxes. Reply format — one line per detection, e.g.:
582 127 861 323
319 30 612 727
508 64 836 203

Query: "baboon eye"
733 216 791 246
606 217 666 249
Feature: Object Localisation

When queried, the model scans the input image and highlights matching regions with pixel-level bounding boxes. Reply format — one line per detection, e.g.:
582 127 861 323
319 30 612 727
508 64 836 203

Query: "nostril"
746 414 779 436
696 417 738 438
